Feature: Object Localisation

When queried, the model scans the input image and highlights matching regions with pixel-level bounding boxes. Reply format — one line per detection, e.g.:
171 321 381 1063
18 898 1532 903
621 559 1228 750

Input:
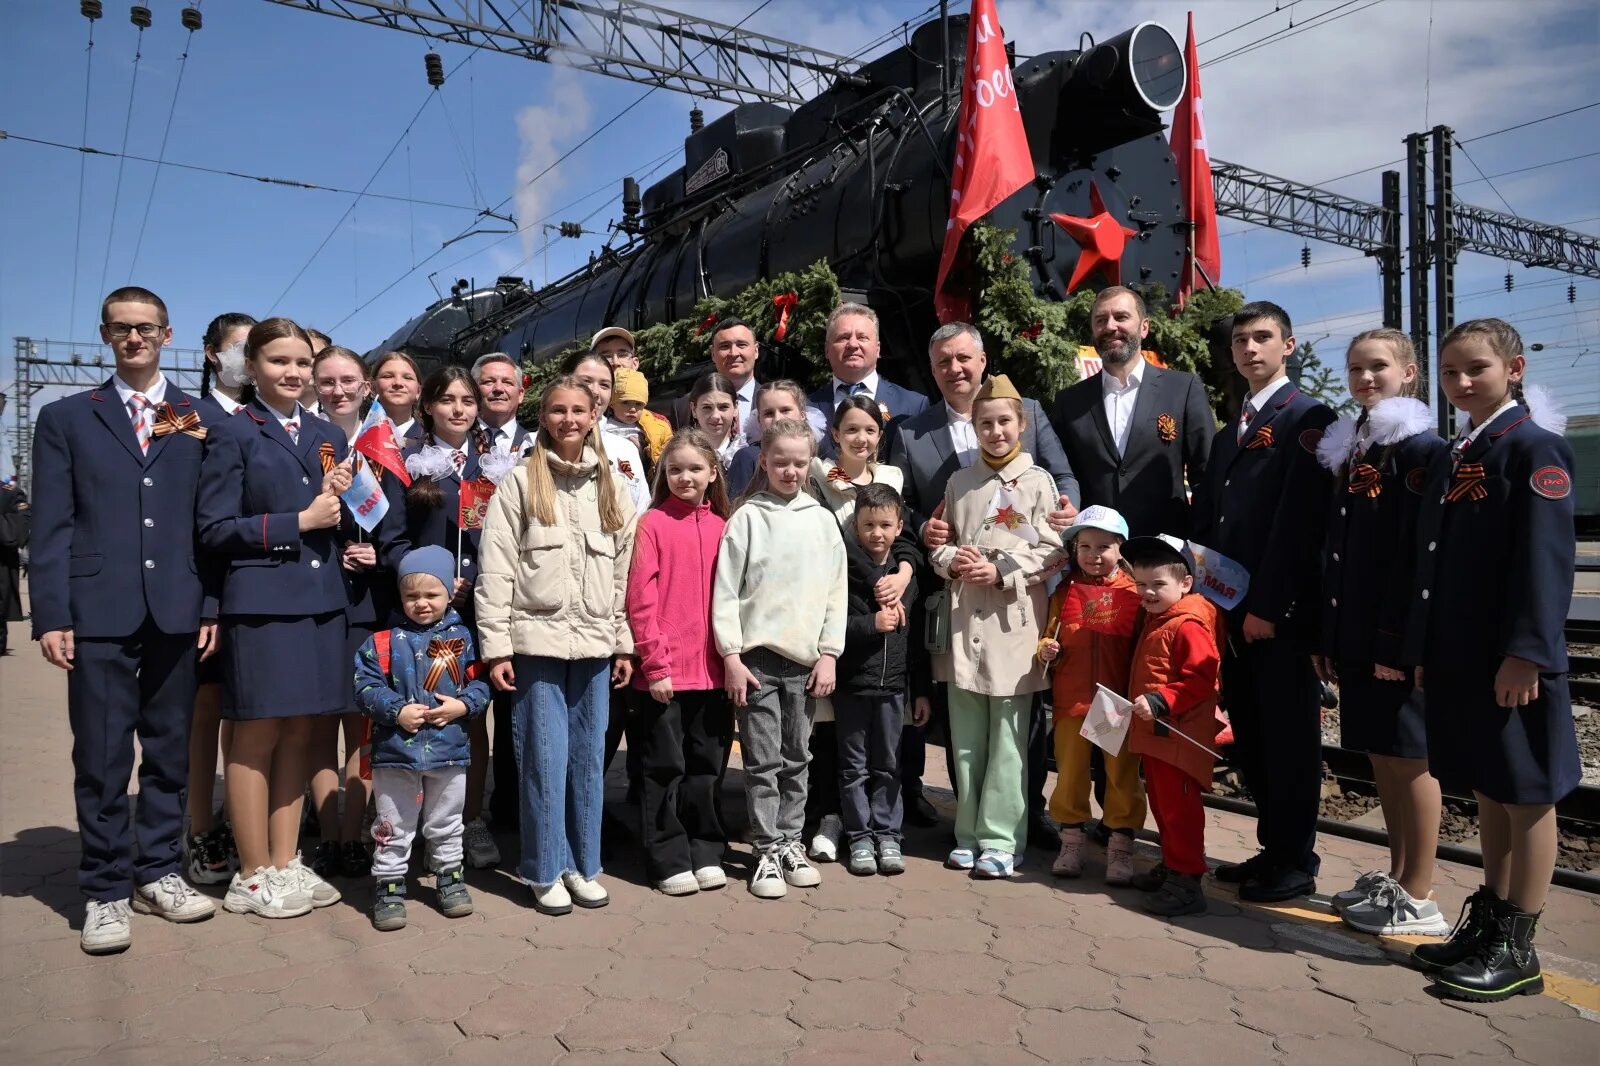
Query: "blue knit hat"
397 545 454 595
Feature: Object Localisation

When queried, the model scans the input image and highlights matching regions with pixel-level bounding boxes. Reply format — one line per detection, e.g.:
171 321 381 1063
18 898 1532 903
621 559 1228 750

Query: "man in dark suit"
669 318 764 434
889 321 1079 838
32 286 220 953
1049 286 1215 538
0 477 27 656
808 303 929 458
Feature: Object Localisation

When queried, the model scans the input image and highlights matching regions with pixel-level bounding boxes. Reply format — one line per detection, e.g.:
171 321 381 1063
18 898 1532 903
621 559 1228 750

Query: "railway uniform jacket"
1314 396 1446 667
889 396 1080 541
1050 364 1215 537
808 376 930 461
197 399 351 618
474 447 637 663
1190 382 1335 638
929 452 1065 697
0 484 28 626
30 380 217 638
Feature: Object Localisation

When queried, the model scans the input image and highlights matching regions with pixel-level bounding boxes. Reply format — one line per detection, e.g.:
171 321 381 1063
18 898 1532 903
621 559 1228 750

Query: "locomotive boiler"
371 14 1192 393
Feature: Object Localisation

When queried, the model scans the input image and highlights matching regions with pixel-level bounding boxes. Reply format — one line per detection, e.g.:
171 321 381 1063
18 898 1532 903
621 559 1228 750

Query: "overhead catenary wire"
67 9 99 338
129 7 202 277
97 10 151 303
1202 0 1387 68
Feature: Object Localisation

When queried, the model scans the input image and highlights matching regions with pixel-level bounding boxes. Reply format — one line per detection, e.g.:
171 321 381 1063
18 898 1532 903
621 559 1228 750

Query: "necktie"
1450 431 1472 468
1236 402 1254 445
452 450 466 474
284 419 300 445
842 382 867 400
128 393 152 455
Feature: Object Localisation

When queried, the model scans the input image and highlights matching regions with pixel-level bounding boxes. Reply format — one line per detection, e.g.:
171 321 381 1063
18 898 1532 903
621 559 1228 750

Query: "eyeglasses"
315 378 367 394
104 322 165 340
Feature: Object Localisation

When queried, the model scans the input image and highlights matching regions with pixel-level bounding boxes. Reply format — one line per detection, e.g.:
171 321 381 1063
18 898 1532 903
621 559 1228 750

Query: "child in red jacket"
1120 535 1223 917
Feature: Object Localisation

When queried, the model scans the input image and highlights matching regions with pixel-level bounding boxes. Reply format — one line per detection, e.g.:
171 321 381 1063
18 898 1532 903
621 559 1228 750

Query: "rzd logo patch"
1530 466 1571 500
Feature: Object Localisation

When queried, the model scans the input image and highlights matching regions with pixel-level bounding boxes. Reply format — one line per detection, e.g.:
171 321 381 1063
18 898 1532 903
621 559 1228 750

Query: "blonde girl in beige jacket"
929 376 1064 880
475 376 637 916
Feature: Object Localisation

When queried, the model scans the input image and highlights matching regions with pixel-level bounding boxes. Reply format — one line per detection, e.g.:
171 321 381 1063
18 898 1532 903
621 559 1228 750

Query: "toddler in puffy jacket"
354 546 491 932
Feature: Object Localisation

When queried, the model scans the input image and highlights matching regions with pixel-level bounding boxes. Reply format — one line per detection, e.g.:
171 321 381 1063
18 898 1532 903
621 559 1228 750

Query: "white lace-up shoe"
134 873 216 922
285 853 342 908
81 898 133 954
224 866 313 919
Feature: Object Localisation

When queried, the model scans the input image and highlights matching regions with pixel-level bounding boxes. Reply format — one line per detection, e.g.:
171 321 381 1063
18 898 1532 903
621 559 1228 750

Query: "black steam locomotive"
371 14 1191 393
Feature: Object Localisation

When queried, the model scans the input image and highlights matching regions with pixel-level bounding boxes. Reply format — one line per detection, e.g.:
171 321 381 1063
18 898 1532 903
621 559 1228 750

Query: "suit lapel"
1224 385 1297 473
142 390 199 469
253 400 321 479
1124 365 1163 459
1464 405 1527 465
931 407 957 468
90 383 145 464
1084 374 1118 457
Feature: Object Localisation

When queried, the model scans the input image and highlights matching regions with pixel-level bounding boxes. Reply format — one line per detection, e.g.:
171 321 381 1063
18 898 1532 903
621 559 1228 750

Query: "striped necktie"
284 419 300 445
1236 402 1254 444
128 393 152 454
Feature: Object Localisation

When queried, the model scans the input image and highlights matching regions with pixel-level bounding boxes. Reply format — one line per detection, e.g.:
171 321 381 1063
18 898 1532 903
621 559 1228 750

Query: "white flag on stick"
1080 684 1133 756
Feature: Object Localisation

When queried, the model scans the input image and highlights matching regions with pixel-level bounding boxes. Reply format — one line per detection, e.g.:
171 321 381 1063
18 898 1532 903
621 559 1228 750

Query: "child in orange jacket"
1036 506 1146 884
1121 535 1224 917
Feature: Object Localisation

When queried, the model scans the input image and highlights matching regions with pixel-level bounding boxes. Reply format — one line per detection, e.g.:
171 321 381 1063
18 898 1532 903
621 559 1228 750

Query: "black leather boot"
1411 885 1496 975
1433 901 1544 1002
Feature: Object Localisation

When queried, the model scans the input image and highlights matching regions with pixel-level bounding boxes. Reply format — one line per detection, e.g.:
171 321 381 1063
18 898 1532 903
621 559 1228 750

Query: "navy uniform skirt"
1424 667 1581 805
1336 661 1427 759
223 611 349 720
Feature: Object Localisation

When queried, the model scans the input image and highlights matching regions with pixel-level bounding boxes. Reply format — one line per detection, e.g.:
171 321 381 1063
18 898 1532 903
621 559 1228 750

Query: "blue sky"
3 0 1596 477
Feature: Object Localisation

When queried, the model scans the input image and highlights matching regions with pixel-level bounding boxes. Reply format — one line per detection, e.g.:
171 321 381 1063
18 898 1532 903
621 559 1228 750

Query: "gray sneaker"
81 898 132 955
435 864 474 918
1342 881 1451 936
372 877 407 932
463 819 501 869
847 839 877 876
876 840 905 876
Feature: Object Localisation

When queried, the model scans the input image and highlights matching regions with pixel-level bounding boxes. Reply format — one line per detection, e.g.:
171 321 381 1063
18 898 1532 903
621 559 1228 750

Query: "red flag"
458 478 493 531
355 416 411 486
933 0 1035 323
1171 12 1220 307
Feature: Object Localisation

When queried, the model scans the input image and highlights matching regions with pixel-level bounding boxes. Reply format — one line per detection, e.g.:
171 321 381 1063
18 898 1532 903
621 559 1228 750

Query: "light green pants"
948 687 1030 856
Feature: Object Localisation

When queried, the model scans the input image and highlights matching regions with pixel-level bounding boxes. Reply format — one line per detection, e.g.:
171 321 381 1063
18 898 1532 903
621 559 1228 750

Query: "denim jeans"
511 655 610 887
739 647 814 852
835 692 904 844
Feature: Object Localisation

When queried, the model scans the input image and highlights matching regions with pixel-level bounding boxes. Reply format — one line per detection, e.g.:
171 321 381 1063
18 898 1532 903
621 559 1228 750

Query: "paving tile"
1087 935 1202 977
700 930 810 971
126 988 285 1042
499 945 617 989
1308 957 1438 1004
784 1025 921 1065
586 955 709 1001
1017 1007 1144 1061
913 1043 1048 1065
1460 1011 1597 1065
278 961 404 1011
1001 963 1119 1011
80 1037 219 1065
1060 900 1173 940
260 926 360 967
458 982 594 1039
1197 947 1317 990
901 992 1024 1046
794 940 904 980
1232 986 1367 1038
801 906 902 944
412 930 531 974
1141 1019 1279 1066
527 910 642 950
686 967 807 1015
664 1010 802 1065
978 893 1079 928
715 899 813 935
213 1005 369 1061
1357 1000 1513 1057
557 1052 674 1066
364 970 505 1023
798 871 899 912
447 1035 568 1063
1273 1035 1416 1066
894 950 1014 995
1163 913 1279 951
789 977 910 1030
8 1017 128 1062
891 915 995 954
310 1018 465 1064
20 958 131 1003
888 888 986 921
989 923 1094 965
557 997 685 1052
1114 975 1236 1024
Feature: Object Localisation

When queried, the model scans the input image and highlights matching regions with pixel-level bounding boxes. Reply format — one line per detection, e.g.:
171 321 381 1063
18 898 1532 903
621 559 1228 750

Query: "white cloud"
513 64 594 255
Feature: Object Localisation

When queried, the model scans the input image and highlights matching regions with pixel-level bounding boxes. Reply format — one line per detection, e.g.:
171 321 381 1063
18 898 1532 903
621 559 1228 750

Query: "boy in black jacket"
836 484 932 876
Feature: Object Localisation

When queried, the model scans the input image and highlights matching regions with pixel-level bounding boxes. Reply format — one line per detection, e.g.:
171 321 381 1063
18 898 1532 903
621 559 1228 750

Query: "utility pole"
1430 124 1457 437
1405 132 1431 410
1379 170 1403 331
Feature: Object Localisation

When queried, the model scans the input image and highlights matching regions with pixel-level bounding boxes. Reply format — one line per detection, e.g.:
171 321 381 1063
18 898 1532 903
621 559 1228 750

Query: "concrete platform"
2 617 1597 1064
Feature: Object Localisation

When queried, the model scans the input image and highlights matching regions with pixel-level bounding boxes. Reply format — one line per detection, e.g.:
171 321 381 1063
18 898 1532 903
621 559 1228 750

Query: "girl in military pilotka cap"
1313 329 1450 938
928 374 1065 879
1404 318 1580 1002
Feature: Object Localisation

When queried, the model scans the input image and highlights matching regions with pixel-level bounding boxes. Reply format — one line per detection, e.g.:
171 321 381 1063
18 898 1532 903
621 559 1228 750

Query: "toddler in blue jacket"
354 545 492 930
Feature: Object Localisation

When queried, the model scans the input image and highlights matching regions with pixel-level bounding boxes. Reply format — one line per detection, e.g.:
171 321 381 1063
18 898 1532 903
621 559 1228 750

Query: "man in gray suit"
888 322 1079 841
1047 286 1214 538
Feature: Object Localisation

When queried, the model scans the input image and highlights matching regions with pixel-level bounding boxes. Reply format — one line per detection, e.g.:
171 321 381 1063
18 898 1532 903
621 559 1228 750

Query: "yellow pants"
1048 717 1147 831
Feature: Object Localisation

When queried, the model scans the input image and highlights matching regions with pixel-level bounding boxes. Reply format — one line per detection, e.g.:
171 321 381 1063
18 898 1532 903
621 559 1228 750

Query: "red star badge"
991 505 1022 529
1049 181 1137 292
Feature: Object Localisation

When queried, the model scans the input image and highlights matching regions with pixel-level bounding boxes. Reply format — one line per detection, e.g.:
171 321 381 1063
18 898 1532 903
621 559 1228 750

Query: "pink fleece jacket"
626 495 726 691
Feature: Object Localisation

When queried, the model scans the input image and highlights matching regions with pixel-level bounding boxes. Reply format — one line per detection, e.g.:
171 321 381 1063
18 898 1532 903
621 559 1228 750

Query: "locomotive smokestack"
1057 21 1185 156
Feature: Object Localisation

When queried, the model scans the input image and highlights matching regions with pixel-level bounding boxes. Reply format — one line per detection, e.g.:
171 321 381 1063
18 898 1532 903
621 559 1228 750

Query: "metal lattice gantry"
9 337 206 492
1450 201 1600 279
264 0 860 105
1211 160 1393 253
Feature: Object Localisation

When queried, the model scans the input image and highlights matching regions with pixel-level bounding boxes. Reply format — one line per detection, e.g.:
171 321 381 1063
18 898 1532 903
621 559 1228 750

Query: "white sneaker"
285 853 342 908
532 879 573 916
463 819 501 869
1341 881 1452 936
808 814 845 862
749 850 787 899
562 872 610 909
223 866 313 919
693 864 727 890
657 871 700 896
81 898 133 955
1330 870 1390 913
134 873 216 923
780 841 822 888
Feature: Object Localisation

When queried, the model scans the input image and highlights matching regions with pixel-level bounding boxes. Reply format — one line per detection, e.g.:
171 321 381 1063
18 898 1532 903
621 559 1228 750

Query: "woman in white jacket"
476 376 637 915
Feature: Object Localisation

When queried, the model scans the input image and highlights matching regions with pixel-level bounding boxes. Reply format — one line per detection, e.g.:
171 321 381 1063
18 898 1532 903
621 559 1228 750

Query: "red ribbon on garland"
1020 321 1043 341
772 292 799 342
695 313 719 337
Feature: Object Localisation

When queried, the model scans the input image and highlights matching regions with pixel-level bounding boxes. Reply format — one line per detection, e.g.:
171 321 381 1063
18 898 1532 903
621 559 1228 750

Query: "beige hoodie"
713 489 847 667
475 447 636 662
